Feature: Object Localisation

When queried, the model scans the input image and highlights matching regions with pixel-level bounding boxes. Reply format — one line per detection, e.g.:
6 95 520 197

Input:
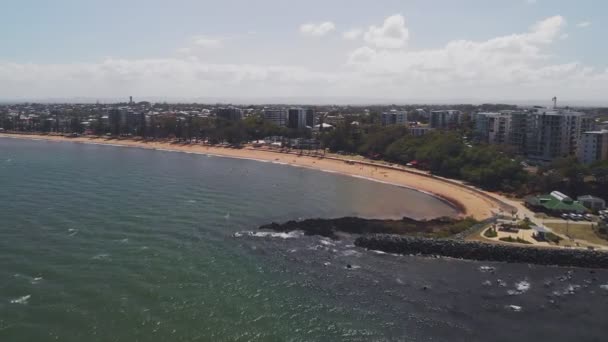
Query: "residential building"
287 108 307 129
409 126 434 137
577 195 606 212
430 110 462 129
305 108 315 128
216 107 244 121
381 110 408 126
263 108 287 127
577 130 608 164
509 109 590 161
474 112 512 144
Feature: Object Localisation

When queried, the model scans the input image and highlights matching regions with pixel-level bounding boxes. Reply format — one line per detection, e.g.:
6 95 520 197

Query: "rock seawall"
356 235 608 269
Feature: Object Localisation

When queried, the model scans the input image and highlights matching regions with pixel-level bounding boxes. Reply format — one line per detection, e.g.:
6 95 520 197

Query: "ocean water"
0 137 607 342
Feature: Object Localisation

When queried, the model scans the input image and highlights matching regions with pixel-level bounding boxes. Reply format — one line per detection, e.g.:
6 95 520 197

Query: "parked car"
584 214 593 221
561 213 570 220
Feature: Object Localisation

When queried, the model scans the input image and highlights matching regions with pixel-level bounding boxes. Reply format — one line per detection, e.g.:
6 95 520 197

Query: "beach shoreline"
0 132 509 220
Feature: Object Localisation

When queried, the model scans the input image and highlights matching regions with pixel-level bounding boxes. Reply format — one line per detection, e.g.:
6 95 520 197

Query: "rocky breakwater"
259 217 477 240
355 235 608 269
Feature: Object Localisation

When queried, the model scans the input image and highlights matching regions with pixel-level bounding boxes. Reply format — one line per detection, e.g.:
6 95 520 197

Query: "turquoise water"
1 137 607 342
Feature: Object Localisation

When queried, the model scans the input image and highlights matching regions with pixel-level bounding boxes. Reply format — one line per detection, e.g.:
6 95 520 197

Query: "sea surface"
1 137 607 342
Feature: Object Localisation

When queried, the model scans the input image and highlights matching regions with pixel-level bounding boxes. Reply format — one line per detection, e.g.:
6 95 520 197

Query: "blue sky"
1 0 606 103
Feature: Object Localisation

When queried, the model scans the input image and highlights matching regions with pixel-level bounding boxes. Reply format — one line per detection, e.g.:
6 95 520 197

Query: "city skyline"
1 0 607 104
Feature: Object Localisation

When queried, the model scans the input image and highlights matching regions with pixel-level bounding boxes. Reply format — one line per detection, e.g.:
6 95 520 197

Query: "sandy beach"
0 133 512 220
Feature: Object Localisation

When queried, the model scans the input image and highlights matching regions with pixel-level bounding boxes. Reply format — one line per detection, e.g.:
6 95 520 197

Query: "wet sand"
0 133 510 220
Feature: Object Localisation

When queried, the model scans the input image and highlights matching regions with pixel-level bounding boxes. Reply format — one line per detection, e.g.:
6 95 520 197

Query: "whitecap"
479 266 496 273
92 253 111 260
600 284 608 291
319 239 335 246
506 305 522 312
515 281 531 293
341 249 361 257
10 295 31 305
31 277 43 285
235 231 304 239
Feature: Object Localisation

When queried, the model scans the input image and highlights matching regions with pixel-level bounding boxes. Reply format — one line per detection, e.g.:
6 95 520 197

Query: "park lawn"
545 223 608 247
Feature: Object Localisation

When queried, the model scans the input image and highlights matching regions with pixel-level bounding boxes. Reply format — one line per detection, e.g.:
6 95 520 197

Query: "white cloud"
343 29 363 40
363 14 409 49
176 47 192 55
1 15 607 103
299 22 336 37
576 21 591 28
193 36 223 48
343 15 608 100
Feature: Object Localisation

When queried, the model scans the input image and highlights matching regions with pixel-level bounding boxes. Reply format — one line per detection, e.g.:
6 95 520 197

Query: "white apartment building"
430 110 462 129
577 130 608 164
381 110 408 126
474 112 512 144
263 108 287 127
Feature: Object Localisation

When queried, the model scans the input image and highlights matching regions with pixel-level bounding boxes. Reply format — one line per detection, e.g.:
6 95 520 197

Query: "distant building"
305 108 315 127
577 195 606 212
525 191 588 214
263 108 287 127
409 126 434 137
509 109 592 161
474 112 512 144
287 108 308 129
381 110 408 126
430 110 462 129
216 107 244 121
577 130 608 164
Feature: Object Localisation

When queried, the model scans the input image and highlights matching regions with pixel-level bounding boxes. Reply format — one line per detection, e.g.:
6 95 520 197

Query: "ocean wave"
516 280 531 293
600 284 608 291
505 305 522 312
233 231 304 239
341 249 361 257
10 295 31 305
92 253 111 260
319 239 335 246
479 266 496 273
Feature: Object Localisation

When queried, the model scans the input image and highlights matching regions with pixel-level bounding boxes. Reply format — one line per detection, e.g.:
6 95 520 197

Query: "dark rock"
259 216 475 240
355 235 608 269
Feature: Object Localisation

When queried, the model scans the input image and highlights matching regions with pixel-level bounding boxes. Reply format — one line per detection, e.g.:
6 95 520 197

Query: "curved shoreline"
0 133 504 220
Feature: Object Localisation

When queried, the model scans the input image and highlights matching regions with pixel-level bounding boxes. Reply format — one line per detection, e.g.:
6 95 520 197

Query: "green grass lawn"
545 223 608 247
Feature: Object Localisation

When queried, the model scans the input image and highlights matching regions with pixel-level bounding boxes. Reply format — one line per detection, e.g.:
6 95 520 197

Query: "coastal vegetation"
484 227 498 238
320 120 608 197
499 236 532 245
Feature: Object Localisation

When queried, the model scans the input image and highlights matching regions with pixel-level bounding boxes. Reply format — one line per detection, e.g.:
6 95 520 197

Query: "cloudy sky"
1 0 606 104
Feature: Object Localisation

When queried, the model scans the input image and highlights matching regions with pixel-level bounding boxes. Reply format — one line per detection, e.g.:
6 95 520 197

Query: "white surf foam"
92 253 111 260
10 295 31 305
234 231 304 239
515 281 531 293
505 305 522 312
479 266 496 273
